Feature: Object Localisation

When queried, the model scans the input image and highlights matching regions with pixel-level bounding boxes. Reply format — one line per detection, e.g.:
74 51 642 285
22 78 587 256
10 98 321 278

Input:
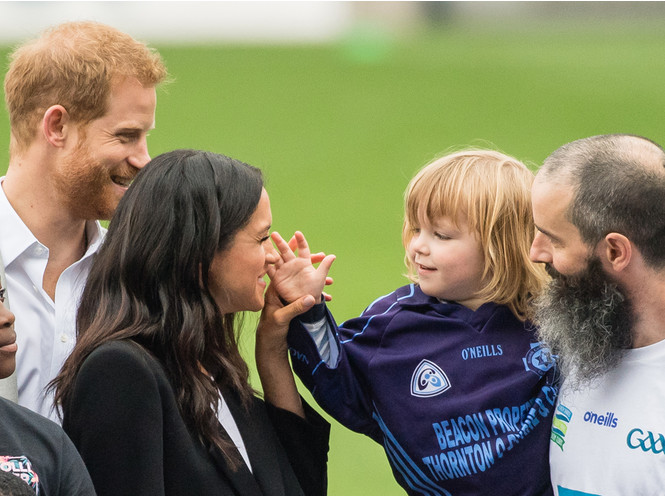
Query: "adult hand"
258 283 316 344
255 284 314 418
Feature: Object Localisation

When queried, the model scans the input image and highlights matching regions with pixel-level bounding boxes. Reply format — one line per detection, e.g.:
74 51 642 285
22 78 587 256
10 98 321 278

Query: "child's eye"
434 232 451 240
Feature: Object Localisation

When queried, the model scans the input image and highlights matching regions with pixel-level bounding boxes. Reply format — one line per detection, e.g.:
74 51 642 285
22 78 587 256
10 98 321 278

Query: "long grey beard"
533 257 633 389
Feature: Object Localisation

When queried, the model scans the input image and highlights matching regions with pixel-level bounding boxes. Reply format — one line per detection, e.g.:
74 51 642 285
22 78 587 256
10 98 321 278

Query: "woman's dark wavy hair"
51 149 263 467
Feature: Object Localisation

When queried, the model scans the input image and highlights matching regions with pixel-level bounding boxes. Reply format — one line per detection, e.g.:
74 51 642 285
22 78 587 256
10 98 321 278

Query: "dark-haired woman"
51 150 329 496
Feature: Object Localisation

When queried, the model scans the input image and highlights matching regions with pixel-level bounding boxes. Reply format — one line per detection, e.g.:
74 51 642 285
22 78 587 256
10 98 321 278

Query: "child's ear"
601 232 632 273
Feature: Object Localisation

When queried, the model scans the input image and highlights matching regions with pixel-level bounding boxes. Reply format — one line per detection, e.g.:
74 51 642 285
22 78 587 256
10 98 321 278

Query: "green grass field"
2 20 665 495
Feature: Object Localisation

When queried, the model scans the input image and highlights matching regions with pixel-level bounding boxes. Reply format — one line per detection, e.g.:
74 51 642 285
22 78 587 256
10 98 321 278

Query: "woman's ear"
42 105 70 147
601 232 632 273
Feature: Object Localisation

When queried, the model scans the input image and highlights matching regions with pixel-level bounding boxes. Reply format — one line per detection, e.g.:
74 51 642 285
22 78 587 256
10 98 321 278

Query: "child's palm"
269 231 335 304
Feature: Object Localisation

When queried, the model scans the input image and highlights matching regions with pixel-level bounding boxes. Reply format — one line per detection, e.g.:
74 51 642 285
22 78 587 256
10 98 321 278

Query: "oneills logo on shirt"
411 359 451 398
584 410 618 428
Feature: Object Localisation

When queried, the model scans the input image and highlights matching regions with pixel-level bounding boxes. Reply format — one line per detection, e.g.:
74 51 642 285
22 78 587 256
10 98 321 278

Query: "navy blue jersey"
288 284 558 496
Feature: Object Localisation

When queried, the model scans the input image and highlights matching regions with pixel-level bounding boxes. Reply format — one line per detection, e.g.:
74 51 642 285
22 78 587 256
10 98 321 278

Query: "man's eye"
118 133 138 143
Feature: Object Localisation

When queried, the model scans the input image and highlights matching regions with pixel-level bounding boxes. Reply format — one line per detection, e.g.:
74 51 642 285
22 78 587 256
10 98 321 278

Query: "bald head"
536 134 665 268
538 134 665 180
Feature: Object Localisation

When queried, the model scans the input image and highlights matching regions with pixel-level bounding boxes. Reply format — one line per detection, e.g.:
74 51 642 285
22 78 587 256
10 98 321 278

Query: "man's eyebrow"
535 224 563 244
116 121 155 132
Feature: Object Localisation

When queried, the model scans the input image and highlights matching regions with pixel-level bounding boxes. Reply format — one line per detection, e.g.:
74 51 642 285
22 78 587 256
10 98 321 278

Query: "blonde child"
265 150 558 495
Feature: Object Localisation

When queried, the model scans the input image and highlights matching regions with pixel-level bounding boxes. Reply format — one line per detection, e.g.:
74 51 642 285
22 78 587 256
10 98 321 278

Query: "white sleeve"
301 317 340 366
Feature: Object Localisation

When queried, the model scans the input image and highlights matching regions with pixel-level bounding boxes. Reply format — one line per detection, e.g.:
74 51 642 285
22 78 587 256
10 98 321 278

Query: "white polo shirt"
0 178 105 421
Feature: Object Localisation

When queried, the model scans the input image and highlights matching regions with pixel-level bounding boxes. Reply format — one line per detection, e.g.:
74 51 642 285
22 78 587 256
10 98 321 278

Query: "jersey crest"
522 341 556 376
410 359 451 397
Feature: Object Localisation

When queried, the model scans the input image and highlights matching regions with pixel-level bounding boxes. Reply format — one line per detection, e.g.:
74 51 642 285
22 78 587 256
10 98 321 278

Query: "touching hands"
255 231 333 417
267 231 335 305
255 283 309 417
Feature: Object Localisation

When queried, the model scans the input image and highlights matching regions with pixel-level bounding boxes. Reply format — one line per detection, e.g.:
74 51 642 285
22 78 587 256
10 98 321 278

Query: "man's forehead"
531 178 576 233
533 161 575 184
97 78 157 127
532 173 573 199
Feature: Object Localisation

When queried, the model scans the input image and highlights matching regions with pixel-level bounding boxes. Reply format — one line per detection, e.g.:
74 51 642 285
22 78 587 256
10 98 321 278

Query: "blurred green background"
2 6 665 495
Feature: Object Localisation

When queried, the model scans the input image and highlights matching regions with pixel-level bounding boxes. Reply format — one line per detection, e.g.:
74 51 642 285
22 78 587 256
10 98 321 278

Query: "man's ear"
601 232 632 273
42 105 70 147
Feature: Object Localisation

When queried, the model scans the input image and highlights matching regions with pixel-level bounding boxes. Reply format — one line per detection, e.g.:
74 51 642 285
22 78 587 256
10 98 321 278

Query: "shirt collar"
400 283 505 321
0 176 106 267
0 177 40 267
82 219 106 259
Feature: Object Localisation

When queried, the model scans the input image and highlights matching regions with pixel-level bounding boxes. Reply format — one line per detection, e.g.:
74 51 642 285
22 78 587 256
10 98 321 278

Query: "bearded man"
530 134 665 495
0 21 167 420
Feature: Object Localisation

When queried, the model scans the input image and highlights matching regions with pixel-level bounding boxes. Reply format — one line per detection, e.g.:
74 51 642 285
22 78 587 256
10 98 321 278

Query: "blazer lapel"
225 393 288 496
209 400 264 496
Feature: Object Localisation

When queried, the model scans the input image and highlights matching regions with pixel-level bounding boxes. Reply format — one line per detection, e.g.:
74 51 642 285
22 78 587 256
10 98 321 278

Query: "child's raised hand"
268 231 335 304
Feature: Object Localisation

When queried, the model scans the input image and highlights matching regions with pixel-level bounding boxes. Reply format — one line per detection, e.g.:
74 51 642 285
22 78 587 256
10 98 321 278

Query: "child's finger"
310 252 326 264
294 231 311 260
316 254 336 278
287 235 298 252
271 231 296 261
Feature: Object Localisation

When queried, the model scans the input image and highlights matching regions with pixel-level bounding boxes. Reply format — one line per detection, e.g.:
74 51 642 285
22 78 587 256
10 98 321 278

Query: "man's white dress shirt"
0 178 104 421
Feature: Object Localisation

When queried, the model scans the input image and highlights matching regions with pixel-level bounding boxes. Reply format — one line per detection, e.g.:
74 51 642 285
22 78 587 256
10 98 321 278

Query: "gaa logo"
410 359 451 398
627 428 665 455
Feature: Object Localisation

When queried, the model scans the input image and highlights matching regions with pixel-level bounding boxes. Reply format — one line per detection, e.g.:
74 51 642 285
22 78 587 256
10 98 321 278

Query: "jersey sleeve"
62 344 166 496
287 291 400 442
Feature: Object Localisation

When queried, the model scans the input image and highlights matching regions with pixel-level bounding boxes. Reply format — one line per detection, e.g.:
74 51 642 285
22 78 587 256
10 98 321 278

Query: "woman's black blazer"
62 340 329 496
